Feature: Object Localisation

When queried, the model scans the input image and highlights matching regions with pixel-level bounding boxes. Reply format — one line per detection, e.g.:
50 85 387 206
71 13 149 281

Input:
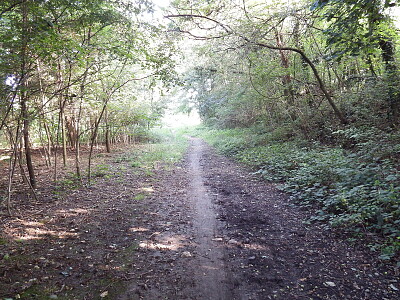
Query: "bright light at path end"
152 0 170 8
162 110 202 128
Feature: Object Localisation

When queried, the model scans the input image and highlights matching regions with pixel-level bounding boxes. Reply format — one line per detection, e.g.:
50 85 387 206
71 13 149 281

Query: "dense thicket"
168 0 400 261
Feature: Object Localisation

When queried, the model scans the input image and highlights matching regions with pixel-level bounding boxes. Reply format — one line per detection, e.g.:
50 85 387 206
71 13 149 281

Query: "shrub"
200 126 400 261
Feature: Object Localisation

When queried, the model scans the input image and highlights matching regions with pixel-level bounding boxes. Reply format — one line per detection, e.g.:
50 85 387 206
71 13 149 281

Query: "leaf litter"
0 141 399 299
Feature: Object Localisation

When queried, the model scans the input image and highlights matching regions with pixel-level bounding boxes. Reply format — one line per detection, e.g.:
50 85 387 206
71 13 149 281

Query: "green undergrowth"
117 127 189 170
195 126 400 264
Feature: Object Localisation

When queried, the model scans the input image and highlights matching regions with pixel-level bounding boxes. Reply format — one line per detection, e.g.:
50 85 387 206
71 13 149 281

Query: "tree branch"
165 13 348 124
165 14 232 33
0 1 23 17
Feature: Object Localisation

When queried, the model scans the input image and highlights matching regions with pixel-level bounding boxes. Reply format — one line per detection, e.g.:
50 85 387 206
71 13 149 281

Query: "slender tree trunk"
38 121 50 167
6 124 21 216
21 92 36 189
36 59 52 167
19 0 36 189
75 100 82 179
75 27 92 179
105 125 111 153
275 31 296 121
17 143 39 201
54 97 68 180
104 107 111 153
54 112 60 181
61 107 67 166
379 39 400 123
7 150 17 216
88 101 108 182
56 61 68 167
43 121 52 166
0 91 18 132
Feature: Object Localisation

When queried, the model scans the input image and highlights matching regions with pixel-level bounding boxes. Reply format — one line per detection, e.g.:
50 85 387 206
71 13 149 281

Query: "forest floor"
0 137 399 300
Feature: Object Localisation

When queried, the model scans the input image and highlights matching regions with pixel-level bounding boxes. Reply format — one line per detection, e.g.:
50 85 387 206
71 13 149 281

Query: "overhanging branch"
165 13 348 124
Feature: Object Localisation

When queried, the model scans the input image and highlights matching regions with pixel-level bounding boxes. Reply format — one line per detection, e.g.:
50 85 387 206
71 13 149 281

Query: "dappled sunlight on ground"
225 238 269 251
243 243 269 251
0 155 10 161
129 227 149 233
139 234 188 251
5 219 79 241
139 187 155 193
55 207 93 217
3 208 94 241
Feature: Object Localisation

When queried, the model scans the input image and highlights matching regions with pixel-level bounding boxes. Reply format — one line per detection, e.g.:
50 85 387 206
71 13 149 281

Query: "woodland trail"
0 138 398 299
120 138 398 299
187 138 232 300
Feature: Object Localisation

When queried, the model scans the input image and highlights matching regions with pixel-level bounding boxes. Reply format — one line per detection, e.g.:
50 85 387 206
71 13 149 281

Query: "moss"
133 193 146 201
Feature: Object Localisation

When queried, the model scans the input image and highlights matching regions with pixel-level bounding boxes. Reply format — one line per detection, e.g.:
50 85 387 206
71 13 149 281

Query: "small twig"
56 284 65 293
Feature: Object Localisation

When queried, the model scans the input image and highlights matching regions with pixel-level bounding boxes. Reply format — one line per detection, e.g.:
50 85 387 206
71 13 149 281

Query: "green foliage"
200 126 400 261
0 0 177 159
92 163 111 178
133 193 146 201
311 0 397 59
54 173 81 192
120 128 189 170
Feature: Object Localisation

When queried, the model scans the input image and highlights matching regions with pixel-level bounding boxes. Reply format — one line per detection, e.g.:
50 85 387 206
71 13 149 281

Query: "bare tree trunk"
275 31 296 121
7 149 18 216
54 98 68 181
18 145 39 202
75 27 92 180
54 111 60 181
36 59 52 167
0 91 18 132
61 106 67 166
75 100 82 179
6 124 21 216
43 121 53 166
38 121 51 167
19 0 36 189
88 101 108 183
379 39 400 124
21 92 36 189
105 122 111 153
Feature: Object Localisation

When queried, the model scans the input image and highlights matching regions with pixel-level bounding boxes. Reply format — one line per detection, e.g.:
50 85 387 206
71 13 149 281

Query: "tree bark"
275 31 296 121
88 100 108 182
105 108 111 153
21 92 36 188
379 38 400 124
20 0 36 189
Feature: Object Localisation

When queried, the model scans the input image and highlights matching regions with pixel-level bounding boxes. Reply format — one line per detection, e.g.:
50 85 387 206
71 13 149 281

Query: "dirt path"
1 138 399 299
124 138 398 299
188 138 232 300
